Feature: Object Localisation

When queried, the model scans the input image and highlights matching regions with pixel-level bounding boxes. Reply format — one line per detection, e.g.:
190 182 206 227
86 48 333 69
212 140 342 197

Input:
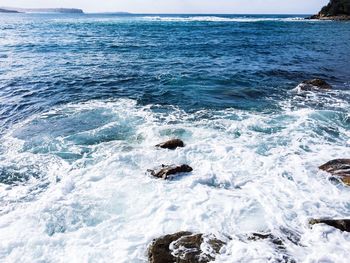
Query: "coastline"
0 7 84 14
307 14 350 20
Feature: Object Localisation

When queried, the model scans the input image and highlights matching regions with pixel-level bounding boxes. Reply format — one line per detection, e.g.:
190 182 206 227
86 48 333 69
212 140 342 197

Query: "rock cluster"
147 133 350 260
307 159 350 233
149 139 192 180
148 231 225 263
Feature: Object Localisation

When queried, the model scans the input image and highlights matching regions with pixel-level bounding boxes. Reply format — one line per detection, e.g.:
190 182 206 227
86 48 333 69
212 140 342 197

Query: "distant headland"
308 0 350 20
0 7 84 14
0 8 20 13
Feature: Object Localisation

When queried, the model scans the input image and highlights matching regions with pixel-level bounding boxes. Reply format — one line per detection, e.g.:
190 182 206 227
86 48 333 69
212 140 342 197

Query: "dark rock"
148 231 225 263
148 164 193 180
279 227 302 246
297 79 332 91
248 233 285 250
308 0 350 20
156 139 185 150
319 159 350 185
309 219 350 232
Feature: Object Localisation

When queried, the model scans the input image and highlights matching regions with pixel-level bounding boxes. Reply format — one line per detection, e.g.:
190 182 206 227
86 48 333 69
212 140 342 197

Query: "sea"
0 13 350 262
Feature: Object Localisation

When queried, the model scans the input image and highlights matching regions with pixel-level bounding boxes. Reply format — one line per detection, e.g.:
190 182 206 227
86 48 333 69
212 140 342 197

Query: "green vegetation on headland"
308 0 350 20
0 7 84 14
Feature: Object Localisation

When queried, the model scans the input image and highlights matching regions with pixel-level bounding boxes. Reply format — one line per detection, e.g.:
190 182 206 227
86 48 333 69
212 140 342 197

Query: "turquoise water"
0 13 350 262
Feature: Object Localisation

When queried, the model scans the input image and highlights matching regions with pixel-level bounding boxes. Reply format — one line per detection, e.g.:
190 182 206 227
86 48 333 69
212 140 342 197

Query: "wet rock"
156 139 185 150
297 79 332 91
148 231 225 263
309 219 350 232
319 159 350 185
279 227 302 246
247 233 285 250
148 164 193 180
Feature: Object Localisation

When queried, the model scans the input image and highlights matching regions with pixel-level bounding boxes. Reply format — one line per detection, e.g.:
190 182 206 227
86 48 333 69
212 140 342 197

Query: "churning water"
0 13 350 262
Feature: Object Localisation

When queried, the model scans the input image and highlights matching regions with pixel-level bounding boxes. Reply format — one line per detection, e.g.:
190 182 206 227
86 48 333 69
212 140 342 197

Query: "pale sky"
0 0 330 14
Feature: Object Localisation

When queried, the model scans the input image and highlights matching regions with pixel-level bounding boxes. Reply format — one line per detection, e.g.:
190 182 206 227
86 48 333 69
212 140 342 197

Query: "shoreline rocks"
309 14 350 20
319 159 350 185
309 219 350 232
148 164 193 179
156 139 185 150
307 0 350 20
296 79 332 91
148 231 225 263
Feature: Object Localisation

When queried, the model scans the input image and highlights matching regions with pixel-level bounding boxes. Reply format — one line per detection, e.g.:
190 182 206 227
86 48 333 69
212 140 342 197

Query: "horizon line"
1 6 317 15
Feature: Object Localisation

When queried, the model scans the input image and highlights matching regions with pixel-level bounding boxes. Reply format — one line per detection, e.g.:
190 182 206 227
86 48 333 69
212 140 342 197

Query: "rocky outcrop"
319 159 350 185
308 0 350 20
296 79 332 91
309 219 350 232
148 231 225 263
148 164 193 179
156 139 185 150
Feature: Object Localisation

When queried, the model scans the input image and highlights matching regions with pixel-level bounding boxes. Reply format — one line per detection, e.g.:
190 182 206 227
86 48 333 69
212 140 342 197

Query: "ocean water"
0 13 350 262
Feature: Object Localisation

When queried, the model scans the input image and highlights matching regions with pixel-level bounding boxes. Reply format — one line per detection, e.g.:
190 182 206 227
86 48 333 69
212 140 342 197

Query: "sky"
0 0 330 14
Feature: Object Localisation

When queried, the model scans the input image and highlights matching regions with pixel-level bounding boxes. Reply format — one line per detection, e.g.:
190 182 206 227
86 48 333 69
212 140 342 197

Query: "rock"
296 79 332 91
148 231 225 263
279 227 302 246
309 219 350 232
156 139 185 150
148 164 193 179
307 0 350 20
247 233 285 250
319 159 350 185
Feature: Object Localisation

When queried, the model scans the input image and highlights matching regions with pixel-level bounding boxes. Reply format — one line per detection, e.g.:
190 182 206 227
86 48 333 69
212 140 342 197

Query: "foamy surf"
141 16 305 22
0 96 349 262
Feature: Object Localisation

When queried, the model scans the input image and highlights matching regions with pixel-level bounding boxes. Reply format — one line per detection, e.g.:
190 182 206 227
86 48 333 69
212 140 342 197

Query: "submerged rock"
319 159 350 185
148 164 193 180
309 219 350 232
156 139 185 150
308 0 350 20
247 232 297 263
148 231 225 263
296 79 332 91
247 233 285 249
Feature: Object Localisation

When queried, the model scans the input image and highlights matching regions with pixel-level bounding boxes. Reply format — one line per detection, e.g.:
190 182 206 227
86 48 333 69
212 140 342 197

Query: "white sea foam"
0 97 350 262
141 16 305 23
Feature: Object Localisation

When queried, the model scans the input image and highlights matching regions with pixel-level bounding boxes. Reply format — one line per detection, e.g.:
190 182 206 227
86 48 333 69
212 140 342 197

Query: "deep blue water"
0 14 349 131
